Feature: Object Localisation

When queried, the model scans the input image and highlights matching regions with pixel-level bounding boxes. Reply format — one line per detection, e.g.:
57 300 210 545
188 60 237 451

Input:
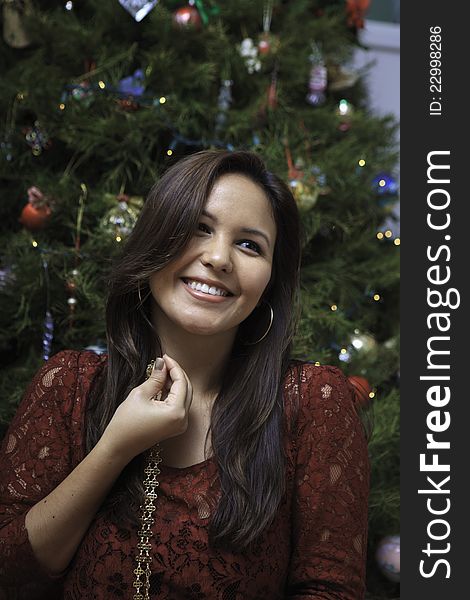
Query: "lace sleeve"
0 350 80 590
286 365 370 599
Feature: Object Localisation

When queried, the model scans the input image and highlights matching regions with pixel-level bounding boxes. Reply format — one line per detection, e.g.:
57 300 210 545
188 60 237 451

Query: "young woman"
0 150 370 599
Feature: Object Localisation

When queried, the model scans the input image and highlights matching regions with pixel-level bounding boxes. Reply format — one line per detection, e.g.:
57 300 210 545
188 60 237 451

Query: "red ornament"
257 33 280 56
258 37 270 55
348 375 372 408
173 6 202 29
19 203 52 231
19 186 53 231
346 0 370 30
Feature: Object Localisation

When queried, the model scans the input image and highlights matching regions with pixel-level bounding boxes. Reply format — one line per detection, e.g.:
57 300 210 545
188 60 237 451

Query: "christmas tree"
0 1 399 597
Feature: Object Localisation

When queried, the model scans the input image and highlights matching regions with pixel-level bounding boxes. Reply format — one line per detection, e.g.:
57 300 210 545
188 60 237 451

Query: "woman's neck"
152 312 237 400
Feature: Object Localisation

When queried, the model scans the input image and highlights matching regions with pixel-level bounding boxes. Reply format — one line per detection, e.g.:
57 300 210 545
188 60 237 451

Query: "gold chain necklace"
133 360 163 600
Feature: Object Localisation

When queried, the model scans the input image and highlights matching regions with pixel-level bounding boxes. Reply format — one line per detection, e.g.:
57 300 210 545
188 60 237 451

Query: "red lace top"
0 350 369 600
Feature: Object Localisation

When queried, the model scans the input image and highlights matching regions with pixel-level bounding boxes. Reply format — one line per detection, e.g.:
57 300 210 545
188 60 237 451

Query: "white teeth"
185 280 228 297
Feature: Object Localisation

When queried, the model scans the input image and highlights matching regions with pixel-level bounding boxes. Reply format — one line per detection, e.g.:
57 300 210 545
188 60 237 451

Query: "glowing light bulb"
338 99 350 116
98 81 106 89
358 159 366 167
331 304 338 311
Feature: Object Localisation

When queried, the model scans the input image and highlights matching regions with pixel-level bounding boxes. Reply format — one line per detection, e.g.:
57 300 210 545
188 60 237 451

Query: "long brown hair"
86 150 302 550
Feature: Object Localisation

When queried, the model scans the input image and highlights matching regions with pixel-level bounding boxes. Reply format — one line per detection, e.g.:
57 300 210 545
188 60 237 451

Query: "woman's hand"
100 354 193 464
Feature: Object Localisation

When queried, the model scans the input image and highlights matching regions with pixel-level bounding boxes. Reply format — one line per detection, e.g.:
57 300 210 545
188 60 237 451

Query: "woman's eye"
197 223 211 234
239 240 261 254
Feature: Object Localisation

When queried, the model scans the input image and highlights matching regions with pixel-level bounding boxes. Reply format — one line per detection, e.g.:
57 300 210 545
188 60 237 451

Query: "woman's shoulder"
42 348 108 383
282 360 357 431
46 348 108 368
4 350 108 452
284 359 353 396
24 349 108 412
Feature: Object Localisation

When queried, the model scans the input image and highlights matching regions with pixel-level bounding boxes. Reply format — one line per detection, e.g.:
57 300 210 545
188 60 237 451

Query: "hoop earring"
245 302 274 345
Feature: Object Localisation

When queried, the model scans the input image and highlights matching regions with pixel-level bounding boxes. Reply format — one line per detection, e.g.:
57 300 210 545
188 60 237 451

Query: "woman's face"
149 173 277 339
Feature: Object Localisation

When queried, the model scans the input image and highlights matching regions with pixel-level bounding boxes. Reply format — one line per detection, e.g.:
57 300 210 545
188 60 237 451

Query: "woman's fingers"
138 358 168 399
162 354 192 407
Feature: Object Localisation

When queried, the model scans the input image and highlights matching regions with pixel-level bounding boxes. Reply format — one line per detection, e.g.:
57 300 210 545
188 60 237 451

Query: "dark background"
401 2 467 596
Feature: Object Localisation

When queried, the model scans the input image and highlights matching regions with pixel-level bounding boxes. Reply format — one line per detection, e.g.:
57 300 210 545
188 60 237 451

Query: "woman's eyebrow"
201 209 271 247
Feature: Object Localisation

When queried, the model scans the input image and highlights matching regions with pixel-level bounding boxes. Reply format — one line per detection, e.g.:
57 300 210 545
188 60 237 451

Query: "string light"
369 391 375 399
378 179 386 187
394 238 400 246
358 159 366 167
59 103 65 110
373 294 380 301
384 230 392 238
98 81 106 89
167 149 173 156
116 236 122 242
340 348 347 354
338 99 350 116
32 240 38 247
330 304 338 311
376 232 384 240
159 96 166 104
315 361 321 366
65 1 73 9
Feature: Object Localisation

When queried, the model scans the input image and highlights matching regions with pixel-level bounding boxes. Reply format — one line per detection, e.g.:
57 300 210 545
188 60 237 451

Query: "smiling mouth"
181 278 234 297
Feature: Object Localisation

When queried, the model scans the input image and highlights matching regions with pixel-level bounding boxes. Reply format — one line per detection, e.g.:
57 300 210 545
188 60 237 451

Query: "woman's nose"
200 237 233 272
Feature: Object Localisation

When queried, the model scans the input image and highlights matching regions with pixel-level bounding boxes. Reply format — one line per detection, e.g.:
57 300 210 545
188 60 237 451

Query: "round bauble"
350 331 377 353
257 32 280 56
347 375 372 408
19 202 52 231
173 6 202 29
100 193 142 241
376 534 400 583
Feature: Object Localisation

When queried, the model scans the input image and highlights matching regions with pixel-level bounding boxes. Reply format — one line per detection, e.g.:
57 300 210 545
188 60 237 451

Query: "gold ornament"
100 193 143 240
289 178 320 211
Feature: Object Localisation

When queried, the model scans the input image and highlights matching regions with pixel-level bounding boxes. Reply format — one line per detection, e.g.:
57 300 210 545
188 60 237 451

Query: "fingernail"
153 357 164 371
